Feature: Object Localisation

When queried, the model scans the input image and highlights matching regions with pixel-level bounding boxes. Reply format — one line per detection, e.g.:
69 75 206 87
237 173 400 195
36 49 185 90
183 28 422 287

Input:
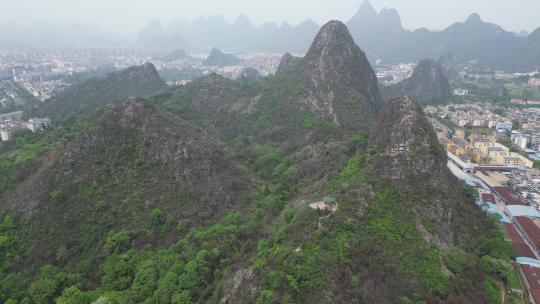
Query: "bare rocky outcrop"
220 268 257 304
298 20 383 127
401 59 452 103
275 53 301 76
368 96 487 246
369 96 446 182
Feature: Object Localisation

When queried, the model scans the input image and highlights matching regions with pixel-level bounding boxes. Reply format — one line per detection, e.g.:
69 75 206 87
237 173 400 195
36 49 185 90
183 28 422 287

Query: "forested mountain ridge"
0 20 513 304
31 63 168 123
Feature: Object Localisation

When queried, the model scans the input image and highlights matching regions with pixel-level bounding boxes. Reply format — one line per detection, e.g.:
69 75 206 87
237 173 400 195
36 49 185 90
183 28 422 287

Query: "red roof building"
520 264 540 303
481 193 497 203
494 187 527 206
514 217 540 258
505 223 536 258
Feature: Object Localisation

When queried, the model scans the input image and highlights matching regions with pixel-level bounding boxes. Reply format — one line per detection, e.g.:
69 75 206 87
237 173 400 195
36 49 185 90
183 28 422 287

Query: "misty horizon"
1 0 539 37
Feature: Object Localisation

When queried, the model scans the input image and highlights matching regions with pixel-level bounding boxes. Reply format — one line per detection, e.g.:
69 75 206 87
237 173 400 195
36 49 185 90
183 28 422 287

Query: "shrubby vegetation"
0 62 519 303
0 122 88 195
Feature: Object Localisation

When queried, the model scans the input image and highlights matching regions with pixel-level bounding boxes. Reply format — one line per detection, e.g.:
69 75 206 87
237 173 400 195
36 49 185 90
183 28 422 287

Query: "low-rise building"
454 88 470 96
500 154 534 168
25 118 51 133
0 129 10 141
512 131 531 149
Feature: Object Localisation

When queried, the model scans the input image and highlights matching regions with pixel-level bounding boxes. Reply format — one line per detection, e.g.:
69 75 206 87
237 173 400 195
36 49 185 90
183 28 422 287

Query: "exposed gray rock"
401 59 452 103
368 96 490 247
369 96 446 182
298 20 383 127
220 268 257 304
275 53 302 76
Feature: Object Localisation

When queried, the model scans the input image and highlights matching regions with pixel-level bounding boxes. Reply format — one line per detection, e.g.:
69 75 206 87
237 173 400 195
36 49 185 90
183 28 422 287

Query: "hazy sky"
1 0 539 35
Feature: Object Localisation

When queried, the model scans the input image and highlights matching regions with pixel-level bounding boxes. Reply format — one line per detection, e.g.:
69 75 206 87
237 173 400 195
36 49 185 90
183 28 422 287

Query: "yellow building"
454 129 465 140
500 153 534 168
470 132 497 145
471 150 492 164
471 141 533 168
474 142 509 156
447 142 468 157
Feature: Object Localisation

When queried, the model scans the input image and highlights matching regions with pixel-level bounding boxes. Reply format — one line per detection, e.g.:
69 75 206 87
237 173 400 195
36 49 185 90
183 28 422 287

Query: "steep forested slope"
0 21 514 304
32 63 168 123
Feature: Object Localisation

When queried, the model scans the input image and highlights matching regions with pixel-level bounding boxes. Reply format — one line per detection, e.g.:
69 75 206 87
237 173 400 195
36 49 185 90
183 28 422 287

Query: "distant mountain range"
136 16 320 53
0 22 126 49
1 1 539 71
135 20 190 51
346 1 540 71
135 0 540 70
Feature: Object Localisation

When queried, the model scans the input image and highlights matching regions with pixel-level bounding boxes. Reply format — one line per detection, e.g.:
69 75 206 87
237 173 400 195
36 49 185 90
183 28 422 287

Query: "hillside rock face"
369 96 486 246
402 59 452 103
204 48 242 67
275 52 301 76
2 99 254 264
369 96 447 182
298 20 382 126
34 63 168 122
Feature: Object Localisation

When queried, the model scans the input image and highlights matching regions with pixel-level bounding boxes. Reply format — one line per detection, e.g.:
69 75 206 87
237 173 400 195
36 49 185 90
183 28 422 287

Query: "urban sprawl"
0 49 282 140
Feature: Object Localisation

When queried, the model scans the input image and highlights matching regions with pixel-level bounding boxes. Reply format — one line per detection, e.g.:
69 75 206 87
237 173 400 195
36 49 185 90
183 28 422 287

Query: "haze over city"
1 0 540 34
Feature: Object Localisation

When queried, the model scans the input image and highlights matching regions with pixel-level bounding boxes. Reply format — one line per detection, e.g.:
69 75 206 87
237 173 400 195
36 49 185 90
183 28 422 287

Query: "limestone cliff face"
275 52 301 76
298 20 383 127
369 96 485 246
402 59 452 103
369 96 446 182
